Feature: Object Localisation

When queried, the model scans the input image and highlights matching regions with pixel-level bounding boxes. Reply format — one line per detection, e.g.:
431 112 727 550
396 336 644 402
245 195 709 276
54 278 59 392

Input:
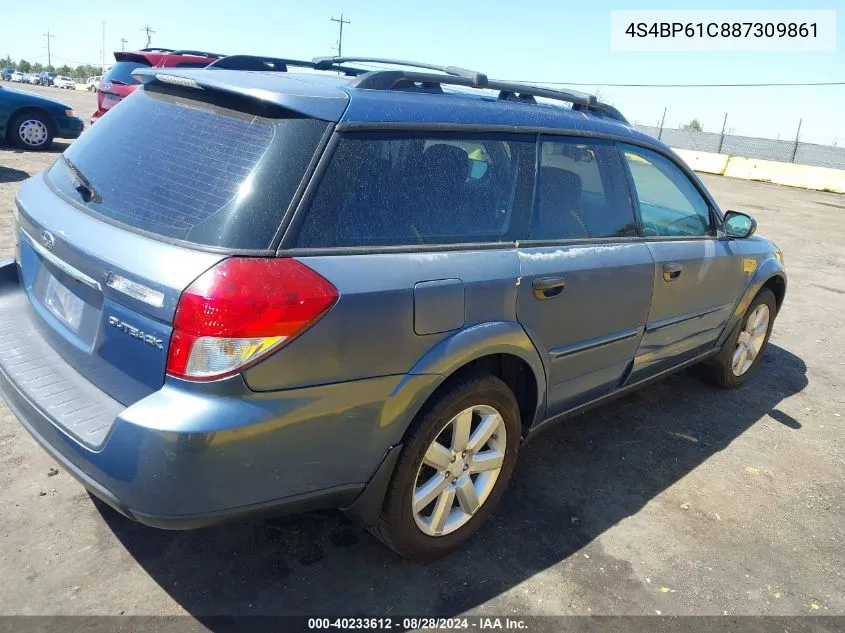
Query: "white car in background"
53 75 75 89
10 71 24 82
86 76 102 92
27 73 40 85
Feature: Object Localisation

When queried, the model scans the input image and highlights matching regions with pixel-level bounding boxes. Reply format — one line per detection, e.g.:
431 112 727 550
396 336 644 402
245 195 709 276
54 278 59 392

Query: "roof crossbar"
312 56 488 86
208 55 364 76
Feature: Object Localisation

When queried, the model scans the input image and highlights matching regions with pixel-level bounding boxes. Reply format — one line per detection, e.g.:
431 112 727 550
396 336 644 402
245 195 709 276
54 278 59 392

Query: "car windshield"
103 60 149 86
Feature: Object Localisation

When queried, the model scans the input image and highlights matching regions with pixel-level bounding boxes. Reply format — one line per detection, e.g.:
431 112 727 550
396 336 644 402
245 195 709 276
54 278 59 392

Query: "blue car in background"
0 84 84 149
0 55 786 560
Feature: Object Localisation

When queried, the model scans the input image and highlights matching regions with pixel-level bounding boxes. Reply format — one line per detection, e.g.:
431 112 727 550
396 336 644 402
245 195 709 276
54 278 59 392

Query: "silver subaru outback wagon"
0 55 785 560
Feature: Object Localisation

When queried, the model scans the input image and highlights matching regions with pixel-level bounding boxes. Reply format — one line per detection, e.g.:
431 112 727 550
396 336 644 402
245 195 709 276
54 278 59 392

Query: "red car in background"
91 48 225 123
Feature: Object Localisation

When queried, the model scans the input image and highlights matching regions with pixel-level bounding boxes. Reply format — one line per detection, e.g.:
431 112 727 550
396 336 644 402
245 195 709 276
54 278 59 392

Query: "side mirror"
723 211 757 239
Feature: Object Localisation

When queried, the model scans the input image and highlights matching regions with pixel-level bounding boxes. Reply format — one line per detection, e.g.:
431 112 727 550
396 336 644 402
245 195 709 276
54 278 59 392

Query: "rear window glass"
47 88 328 249
103 60 150 86
294 133 533 247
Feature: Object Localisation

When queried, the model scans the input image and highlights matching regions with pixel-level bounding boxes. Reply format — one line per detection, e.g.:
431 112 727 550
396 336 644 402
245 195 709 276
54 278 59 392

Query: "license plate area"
32 264 103 349
44 275 84 331
101 94 119 110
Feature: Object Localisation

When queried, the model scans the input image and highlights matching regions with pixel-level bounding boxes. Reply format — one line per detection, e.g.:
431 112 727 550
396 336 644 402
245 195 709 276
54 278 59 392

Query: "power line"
331 13 350 57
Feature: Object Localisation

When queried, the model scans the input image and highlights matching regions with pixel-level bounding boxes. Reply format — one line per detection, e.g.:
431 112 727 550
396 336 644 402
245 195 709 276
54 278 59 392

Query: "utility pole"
331 13 350 56
657 107 667 140
101 22 106 74
141 24 155 48
791 118 802 163
717 112 728 154
121 37 128 51
43 31 55 67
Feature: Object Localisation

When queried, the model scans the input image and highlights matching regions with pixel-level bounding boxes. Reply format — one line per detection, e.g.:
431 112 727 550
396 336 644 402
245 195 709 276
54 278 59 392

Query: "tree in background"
56 65 73 76
0 55 12 68
682 119 703 132
18 59 32 72
32 62 44 73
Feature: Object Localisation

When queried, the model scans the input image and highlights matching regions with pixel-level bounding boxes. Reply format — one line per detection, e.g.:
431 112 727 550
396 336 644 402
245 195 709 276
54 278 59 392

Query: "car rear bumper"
0 260 421 528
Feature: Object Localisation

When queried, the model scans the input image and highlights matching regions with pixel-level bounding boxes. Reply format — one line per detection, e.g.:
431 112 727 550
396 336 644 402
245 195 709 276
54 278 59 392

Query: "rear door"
619 144 747 381
516 136 654 417
14 85 330 405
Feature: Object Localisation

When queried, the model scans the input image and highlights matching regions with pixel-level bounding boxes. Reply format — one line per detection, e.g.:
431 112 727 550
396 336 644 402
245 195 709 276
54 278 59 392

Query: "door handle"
662 262 683 282
532 276 566 300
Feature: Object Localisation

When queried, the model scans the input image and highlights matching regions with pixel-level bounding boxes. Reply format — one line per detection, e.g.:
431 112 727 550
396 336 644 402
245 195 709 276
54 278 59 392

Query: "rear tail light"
166 257 338 381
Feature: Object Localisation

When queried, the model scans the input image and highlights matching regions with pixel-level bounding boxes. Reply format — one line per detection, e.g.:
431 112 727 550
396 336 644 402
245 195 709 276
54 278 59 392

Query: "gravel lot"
0 107 843 623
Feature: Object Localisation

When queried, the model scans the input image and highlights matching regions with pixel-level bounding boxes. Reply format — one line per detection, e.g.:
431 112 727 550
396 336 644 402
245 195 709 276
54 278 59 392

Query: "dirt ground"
0 106 843 622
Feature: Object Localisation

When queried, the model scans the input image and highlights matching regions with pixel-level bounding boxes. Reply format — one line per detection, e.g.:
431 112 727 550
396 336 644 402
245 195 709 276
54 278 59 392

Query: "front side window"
531 138 638 240
621 144 712 237
294 133 533 247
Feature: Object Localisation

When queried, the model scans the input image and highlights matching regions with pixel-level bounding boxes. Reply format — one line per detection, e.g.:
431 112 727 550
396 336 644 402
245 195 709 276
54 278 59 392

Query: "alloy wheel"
732 303 770 376
412 404 507 537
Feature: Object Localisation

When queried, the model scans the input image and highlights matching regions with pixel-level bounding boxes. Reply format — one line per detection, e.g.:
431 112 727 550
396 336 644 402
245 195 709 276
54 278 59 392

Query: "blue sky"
4 0 842 143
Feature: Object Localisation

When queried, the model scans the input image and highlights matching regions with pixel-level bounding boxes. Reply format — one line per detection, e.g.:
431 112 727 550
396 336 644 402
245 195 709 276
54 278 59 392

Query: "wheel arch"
346 322 548 528
717 256 786 349
397 322 548 440
761 273 786 313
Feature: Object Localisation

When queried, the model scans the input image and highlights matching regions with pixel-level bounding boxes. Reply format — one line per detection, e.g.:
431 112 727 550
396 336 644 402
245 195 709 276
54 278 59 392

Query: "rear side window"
531 138 637 240
47 88 328 249
294 133 534 247
103 60 150 86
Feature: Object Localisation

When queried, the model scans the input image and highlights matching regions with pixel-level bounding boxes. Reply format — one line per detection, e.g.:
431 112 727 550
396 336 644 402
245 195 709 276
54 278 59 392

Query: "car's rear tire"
371 371 521 561
696 288 777 389
10 111 54 151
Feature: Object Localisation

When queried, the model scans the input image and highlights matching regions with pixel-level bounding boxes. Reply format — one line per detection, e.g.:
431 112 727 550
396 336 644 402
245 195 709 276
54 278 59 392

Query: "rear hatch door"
15 80 334 405
96 54 151 113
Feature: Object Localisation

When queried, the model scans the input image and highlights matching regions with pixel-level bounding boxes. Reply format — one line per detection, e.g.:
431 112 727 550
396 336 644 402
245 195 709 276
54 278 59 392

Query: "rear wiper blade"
61 156 101 203
107 79 128 86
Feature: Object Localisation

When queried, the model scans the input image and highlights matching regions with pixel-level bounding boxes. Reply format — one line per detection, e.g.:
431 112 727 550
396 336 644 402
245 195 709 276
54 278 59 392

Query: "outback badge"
107 316 164 350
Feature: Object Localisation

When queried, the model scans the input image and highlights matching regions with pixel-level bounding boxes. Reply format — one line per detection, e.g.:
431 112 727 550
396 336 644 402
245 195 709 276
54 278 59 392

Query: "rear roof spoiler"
131 67 349 121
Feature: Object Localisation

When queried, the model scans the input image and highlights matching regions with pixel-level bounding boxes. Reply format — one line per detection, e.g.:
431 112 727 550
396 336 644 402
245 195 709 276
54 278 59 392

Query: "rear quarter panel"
243 250 525 390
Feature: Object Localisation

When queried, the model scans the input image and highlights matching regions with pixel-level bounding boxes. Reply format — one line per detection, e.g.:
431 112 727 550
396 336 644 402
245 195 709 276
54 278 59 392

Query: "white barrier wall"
672 149 730 175
671 149 845 194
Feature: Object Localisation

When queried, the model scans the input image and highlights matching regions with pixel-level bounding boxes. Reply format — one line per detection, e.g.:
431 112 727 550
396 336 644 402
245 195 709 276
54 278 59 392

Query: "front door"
516 137 654 418
619 144 748 381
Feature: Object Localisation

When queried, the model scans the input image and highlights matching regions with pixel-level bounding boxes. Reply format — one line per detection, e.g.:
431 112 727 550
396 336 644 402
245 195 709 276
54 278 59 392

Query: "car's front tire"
697 288 777 389
372 371 521 561
9 112 54 151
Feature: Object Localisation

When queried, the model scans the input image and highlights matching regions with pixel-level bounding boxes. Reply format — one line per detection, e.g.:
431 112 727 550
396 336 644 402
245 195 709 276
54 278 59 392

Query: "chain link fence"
633 124 845 170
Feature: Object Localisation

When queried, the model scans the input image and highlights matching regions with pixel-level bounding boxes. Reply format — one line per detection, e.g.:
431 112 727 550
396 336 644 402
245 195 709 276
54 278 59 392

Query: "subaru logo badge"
41 230 55 251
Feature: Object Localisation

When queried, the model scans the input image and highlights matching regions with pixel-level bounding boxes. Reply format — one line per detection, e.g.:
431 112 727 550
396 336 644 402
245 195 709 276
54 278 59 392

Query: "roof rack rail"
572 101 628 123
139 47 176 53
208 54 364 76
312 56 488 87
170 49 227 59
347 70 598 108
